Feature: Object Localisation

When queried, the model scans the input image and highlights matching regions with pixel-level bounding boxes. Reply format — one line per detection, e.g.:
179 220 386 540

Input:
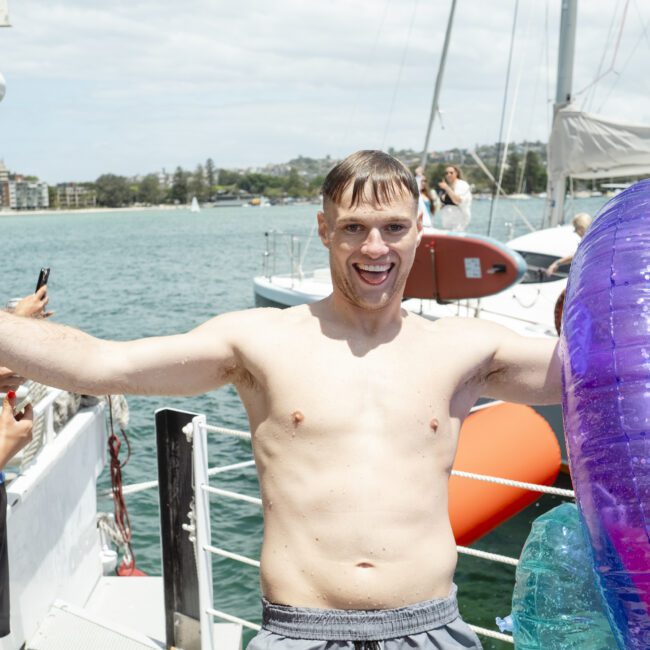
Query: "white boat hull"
2 403 107 649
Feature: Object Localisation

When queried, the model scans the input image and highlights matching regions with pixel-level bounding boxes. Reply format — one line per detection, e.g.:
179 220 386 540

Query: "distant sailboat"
0 0 10 28
190 196 200 213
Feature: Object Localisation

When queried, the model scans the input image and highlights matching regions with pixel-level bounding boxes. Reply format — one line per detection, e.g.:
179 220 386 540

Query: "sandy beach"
0 204 186 217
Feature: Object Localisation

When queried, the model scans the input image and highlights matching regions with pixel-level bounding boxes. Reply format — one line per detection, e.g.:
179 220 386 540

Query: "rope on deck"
204 544 260 568
457 545 519 566
469 624 514 643
201 423 253 439
451 470 574 498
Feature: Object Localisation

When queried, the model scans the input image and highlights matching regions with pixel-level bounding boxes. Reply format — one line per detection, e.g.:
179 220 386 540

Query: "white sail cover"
548 104 650 180
0 0 9 27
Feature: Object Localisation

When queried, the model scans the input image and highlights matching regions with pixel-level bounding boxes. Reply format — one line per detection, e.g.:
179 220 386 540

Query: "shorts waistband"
261 585 459 641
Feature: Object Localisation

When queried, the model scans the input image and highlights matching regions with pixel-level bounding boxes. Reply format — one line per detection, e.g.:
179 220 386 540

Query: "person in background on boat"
0 150 562 650
0 391 33 637
545 212 592 277
545 212 592 334
0 286 51 393
418 176 436 228
437 165 472 231
414 165 425 188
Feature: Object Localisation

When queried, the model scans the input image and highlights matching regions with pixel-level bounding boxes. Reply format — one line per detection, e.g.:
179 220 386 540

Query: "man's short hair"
322 150 419 209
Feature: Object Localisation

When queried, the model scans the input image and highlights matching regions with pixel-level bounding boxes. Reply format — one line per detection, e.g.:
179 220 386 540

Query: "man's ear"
416 210 424 245
317 211 330 248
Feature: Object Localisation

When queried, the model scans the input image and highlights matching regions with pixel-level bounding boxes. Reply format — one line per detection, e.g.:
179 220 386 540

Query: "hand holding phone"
35 267 50 293
11 268 53 318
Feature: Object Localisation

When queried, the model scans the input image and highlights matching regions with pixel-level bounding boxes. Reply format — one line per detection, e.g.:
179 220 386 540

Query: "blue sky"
0 0 648 183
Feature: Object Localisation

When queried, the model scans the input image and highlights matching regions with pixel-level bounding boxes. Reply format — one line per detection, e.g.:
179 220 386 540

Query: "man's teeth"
357 264 391 272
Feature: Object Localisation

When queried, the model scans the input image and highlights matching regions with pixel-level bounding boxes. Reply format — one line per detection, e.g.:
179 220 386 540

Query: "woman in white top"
437 165 472 231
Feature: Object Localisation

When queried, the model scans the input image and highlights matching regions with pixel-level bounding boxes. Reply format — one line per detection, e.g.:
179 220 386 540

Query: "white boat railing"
262 230 303 282
143 404 576 650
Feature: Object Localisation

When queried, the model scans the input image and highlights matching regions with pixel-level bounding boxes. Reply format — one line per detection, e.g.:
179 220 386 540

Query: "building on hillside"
56 183 97 209
158 168 172 189
0 162 50 210
7 177 49 210
0 160 9 208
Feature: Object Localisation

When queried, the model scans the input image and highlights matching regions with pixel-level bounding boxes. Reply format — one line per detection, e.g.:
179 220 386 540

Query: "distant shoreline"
0 204 185 217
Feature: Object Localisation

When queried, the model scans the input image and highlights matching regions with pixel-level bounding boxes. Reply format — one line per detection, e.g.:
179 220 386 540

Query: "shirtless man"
0 151 561 649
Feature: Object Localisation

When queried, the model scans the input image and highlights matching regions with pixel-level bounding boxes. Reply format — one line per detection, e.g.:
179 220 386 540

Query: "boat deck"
28 577 242 650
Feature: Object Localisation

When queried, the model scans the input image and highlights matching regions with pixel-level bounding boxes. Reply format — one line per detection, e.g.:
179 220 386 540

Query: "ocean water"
1 196 608 649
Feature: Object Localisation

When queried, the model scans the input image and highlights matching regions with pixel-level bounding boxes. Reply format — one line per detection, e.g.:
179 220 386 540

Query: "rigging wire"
579 0 630 111
494 0 534 201
335 0 392 157
635 0 650 49
582 0 620 110
381 0 420 149
486 0 519 236
544 0 552 135
517 1 546 194
597 0 649 113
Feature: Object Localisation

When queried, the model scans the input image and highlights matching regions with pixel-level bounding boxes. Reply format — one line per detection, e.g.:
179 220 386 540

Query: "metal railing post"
192 415 215 650
263 231 270 279
156 408 202 650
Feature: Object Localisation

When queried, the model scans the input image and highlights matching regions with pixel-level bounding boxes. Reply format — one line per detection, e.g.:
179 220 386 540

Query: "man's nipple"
291 410 304 426
429 418 439 432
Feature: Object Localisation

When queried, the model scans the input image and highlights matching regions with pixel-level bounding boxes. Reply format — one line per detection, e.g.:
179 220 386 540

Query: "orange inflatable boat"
449 402 561 546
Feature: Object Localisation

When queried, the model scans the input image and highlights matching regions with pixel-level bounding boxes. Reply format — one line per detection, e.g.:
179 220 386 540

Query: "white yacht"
253 224 579 338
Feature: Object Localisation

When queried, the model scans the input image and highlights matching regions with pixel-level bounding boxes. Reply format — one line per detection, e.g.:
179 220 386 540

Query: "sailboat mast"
547 0 578 227
419 0 457 169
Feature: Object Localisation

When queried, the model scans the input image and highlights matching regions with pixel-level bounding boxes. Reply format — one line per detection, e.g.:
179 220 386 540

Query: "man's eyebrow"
336 215 413 224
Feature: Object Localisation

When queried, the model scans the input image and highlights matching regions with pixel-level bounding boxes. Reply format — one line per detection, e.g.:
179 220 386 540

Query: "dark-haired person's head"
443 165 462 181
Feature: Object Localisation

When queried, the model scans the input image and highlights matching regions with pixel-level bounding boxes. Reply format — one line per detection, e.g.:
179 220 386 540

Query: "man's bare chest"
241 334 463 433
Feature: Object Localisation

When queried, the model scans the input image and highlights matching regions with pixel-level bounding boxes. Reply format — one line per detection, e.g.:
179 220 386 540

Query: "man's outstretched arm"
0 309 248 396
478 322 562 405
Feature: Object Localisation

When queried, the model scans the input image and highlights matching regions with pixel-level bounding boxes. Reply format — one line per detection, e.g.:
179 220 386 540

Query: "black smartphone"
35 267 50 292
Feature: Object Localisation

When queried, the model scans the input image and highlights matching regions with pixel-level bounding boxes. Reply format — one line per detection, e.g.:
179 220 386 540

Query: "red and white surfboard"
404 230 526 300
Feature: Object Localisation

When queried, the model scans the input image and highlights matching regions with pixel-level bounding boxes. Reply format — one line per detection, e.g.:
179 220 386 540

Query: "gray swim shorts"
247 585 482 650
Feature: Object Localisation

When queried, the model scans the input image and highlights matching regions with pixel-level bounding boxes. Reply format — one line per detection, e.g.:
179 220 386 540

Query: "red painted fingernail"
7 391 16 400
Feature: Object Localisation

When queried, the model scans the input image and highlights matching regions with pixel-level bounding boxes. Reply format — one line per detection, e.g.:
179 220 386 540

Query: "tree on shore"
170 166 190 204
95 174 131 207
138 173 162 205
520 150 547 194
189 164 208 202
205 158 216 200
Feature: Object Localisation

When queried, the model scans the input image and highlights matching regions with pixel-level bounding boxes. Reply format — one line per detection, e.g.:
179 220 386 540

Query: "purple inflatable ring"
562 178 650 649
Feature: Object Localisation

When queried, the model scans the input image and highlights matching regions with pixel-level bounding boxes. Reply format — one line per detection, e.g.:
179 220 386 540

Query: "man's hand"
13 286 53 319
0 367 24 393
0 391 33 469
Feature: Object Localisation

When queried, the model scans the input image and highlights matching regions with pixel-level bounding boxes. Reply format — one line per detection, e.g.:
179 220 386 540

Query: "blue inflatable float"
511 503 617 649
562 179 650 648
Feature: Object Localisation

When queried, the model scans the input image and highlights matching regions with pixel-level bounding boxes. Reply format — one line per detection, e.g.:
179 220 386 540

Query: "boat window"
516 251 569 284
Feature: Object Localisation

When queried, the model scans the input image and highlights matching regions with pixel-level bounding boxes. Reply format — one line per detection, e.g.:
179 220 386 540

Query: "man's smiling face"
318 184 422 312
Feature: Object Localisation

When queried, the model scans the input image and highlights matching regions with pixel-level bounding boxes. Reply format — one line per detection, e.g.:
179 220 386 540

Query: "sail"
0 0 9 27
548 104 650 180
